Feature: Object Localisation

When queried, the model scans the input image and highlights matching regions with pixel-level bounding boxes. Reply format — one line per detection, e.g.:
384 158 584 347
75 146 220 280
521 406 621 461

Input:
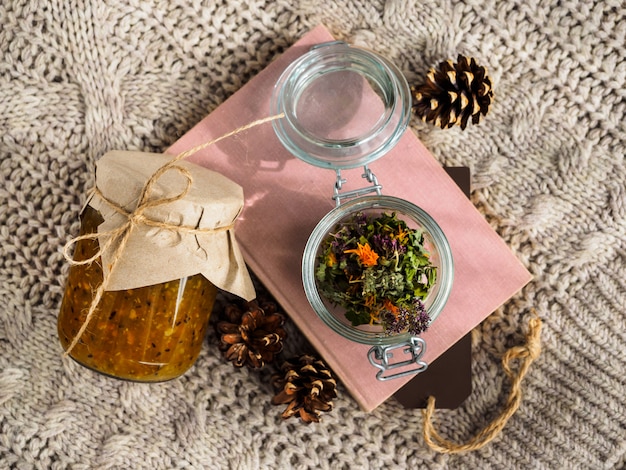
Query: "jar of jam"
58 206 218 381
58 150 255 381
270 42 454 380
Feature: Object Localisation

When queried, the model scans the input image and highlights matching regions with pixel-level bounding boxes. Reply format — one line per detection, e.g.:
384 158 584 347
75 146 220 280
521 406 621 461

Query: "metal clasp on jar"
367 337 428 381
332 165 382 206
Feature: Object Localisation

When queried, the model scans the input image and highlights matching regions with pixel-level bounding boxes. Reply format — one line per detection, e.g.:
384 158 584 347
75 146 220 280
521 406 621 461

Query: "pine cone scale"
281 400 303 421
306 396 332 412
271 390 292 405
220 333 242 345
225 343 247 367
309 379 324 394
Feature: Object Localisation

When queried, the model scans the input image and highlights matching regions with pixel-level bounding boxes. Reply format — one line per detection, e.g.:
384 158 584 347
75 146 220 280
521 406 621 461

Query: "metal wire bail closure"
368 337 428 381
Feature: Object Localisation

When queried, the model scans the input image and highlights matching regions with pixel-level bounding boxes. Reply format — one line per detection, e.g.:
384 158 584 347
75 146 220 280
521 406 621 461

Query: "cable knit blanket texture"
1 1 625 469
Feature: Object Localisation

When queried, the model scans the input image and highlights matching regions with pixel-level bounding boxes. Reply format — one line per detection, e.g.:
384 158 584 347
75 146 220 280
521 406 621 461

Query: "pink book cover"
167 25 532 412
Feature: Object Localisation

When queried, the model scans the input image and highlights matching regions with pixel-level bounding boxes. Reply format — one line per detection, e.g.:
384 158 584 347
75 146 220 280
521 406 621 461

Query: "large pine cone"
412 55 493 130
271 354 338 423
216 299 286 368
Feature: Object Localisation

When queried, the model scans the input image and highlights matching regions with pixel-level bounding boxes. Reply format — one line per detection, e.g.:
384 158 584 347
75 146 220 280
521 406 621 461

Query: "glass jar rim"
302 195 454 346
270 41 412 170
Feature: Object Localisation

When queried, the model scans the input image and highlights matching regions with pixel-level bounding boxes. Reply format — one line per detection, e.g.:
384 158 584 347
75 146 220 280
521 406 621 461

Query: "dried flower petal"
344 242 379 267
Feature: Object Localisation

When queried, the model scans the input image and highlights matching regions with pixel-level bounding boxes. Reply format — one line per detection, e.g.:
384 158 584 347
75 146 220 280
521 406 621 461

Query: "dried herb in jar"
315 211 436 336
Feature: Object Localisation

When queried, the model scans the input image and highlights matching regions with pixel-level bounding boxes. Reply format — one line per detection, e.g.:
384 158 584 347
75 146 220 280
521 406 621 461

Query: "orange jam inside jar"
58 206 218 381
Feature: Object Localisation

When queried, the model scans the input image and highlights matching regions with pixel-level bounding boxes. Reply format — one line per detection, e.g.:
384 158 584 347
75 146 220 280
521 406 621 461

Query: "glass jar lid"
302 195 454 347
270 41 412 169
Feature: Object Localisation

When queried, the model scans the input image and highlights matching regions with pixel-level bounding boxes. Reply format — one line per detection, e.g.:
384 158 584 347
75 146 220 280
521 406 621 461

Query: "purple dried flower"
394 240 407 255
381 299 430 336
372 234 407 257
371 234 386 253
351 212 369 236
407 299 430 335
354 212 368 226
330 237 345 254
381 309 404 335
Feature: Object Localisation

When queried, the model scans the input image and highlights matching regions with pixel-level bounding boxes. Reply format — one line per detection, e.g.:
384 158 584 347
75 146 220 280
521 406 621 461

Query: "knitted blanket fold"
1 1 624 468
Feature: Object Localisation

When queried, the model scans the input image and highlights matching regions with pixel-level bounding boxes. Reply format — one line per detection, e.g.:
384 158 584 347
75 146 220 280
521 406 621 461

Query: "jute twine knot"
62 114 284 357
422 310 542 453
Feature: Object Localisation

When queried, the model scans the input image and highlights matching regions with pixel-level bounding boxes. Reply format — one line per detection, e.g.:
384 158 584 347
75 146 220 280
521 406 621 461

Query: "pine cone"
271 354 338 423
412 55 493 130
216 299 286 368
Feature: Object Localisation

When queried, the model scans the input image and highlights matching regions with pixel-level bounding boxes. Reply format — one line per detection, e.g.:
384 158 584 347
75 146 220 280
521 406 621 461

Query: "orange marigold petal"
345 243 379 267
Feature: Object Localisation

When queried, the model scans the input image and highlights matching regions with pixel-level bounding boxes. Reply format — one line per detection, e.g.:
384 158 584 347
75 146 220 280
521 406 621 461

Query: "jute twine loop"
62 114 284 356
422 310 542 453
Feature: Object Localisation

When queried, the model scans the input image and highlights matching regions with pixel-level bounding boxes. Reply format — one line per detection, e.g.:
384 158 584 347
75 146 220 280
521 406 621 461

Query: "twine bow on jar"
61 114 283 356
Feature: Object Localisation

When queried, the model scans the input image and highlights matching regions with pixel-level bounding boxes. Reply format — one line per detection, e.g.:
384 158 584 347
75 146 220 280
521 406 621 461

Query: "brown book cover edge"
393 167 473 409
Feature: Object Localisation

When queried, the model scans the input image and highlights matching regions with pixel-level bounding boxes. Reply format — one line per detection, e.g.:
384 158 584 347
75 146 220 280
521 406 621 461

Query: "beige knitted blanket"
1 1 624 468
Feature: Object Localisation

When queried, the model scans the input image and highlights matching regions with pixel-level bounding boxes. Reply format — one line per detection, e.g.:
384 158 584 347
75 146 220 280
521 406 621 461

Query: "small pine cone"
216 300 286 369
271 354 338 423
412 55 493 130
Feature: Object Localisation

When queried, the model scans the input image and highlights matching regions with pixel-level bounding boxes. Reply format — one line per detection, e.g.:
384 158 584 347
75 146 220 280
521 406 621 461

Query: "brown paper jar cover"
58 151 255 381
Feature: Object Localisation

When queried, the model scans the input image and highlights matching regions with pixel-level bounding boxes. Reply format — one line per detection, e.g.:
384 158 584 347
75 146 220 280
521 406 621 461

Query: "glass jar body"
302 196 453 347
58 206 217 381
